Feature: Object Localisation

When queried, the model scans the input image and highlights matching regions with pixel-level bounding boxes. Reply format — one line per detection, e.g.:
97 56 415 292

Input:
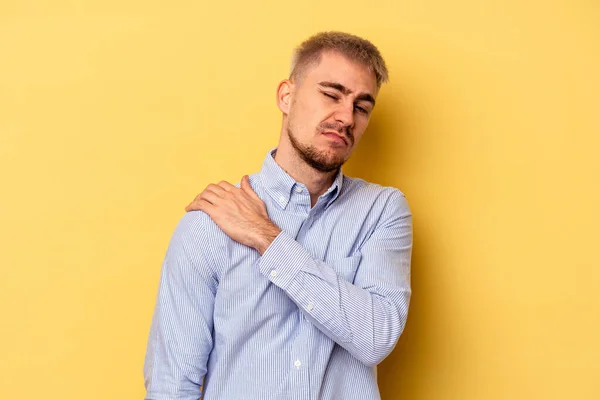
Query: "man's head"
277 32 388 173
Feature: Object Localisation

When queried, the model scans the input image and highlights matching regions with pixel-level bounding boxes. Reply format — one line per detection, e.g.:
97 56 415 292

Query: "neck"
273 142 339 207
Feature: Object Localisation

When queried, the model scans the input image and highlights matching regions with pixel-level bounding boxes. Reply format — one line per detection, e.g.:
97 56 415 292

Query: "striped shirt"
144 148 413 400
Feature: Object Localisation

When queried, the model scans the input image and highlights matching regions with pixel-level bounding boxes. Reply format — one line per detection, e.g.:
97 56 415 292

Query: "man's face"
284 51 379 172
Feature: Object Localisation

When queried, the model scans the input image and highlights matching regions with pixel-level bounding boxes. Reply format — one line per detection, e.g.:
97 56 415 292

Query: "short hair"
289 31 389 88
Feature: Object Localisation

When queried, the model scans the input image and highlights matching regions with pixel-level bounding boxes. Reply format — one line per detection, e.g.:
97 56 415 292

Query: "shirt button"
306 303 313 311
294 359 302 368
295 187 303 193
279 196 286 205
270 270 278 278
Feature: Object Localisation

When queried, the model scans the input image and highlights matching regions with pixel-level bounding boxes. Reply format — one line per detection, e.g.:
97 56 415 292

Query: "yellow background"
1 1 598 399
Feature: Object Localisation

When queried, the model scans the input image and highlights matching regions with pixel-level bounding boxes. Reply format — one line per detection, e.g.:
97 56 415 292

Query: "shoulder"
172 210 213 243
167 210 223 268
341 176 410 216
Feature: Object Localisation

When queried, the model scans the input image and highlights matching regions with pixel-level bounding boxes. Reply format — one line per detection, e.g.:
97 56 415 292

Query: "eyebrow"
318 81 376 106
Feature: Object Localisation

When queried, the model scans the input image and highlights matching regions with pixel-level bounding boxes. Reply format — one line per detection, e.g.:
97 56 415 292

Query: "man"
144 31 412 400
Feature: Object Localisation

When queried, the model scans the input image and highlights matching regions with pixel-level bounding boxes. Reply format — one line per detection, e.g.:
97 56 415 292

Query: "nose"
333 102 355 131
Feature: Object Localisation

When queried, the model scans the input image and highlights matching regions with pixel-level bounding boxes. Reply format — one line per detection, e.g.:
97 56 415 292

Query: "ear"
276 79 293 115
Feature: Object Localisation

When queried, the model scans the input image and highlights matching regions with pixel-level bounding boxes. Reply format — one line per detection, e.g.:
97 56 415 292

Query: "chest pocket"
330 254 362 283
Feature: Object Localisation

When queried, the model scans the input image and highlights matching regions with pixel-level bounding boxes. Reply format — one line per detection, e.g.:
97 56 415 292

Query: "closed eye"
323 92 338 100
354 105 369 114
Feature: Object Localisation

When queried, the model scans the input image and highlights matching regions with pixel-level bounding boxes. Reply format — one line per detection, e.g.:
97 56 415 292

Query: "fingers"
200 183 234 206
185 192 204 212
200 188 221 206
185 183 229 212
185 198 214 213
217 180 236 192
185 176 259 214
207 183 230 196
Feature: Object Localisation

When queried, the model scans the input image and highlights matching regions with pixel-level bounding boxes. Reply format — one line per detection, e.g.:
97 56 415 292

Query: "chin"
314 151 348 172
288 127 349 171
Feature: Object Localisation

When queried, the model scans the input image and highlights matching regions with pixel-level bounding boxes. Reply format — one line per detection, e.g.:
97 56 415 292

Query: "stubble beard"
287 126 347 173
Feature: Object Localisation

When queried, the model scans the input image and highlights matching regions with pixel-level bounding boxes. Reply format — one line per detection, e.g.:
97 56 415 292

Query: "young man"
144 31 413 400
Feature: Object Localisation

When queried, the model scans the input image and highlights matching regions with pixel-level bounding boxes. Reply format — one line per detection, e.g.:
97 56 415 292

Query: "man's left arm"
187 176 412 366
258 190 412 366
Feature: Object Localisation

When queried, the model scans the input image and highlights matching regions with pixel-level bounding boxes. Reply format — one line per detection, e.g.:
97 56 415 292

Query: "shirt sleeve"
144 212 217 400
258 191 412 366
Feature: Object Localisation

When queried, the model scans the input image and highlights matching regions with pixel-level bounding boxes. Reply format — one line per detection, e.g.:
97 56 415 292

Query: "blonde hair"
290 31 389 87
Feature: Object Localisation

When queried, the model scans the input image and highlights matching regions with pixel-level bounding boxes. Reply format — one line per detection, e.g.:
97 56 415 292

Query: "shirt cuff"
258 230 312 290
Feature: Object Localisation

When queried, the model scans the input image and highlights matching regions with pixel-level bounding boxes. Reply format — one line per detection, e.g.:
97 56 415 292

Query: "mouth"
322 131 347 145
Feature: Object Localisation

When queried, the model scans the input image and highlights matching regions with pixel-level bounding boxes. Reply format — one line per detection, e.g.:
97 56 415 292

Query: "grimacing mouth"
321 130 348 145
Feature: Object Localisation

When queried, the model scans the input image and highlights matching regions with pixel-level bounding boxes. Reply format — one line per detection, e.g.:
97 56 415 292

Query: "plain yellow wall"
1 1 598 399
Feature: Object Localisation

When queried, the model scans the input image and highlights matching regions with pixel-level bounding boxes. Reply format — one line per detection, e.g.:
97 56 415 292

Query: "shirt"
144 148 413 400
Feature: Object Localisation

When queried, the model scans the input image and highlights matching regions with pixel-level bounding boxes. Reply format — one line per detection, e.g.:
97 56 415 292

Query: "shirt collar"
323 166 344 208
259 148 345 209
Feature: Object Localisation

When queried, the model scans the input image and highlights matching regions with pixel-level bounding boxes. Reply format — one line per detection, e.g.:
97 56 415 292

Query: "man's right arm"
144 212 217 400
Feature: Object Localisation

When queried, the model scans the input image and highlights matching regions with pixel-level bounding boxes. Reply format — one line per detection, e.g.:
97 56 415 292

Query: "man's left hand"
185 175 281 255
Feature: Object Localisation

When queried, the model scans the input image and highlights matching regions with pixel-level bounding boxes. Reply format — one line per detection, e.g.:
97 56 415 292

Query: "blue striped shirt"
144 148 413 399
